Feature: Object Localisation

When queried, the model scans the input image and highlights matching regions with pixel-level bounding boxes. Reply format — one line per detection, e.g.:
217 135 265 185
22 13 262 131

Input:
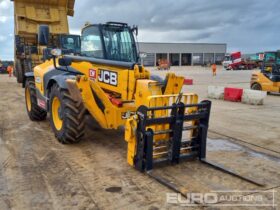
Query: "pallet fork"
131 100 264 193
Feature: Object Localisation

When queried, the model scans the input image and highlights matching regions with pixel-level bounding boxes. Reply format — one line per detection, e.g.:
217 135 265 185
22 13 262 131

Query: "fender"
44 69 79 111
35 74 71 112
46 74 76 92
44 66 81 95
23 72 34 88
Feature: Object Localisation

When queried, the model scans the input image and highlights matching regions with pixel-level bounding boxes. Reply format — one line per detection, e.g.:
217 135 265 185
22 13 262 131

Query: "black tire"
49 84 86 144
25 80 47 121
251 83 262 91
16 60 23 83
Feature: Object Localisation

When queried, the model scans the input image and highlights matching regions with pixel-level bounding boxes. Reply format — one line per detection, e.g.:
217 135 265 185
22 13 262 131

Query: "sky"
0 0 280 60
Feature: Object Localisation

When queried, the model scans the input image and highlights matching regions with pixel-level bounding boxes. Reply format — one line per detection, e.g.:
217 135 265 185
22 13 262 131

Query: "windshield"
102 26 137 62
81 26 104 58
224 55 231 61
81 25 138 63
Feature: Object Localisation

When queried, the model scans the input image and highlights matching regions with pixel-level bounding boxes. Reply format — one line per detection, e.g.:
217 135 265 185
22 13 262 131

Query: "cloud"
0 16 8 23
0 35 7 41
0 0 280 60
0 0 10 9
0 0 13 60
69 0 280 53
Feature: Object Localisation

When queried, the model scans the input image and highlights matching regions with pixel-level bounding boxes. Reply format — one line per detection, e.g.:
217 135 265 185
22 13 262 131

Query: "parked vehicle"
251 51 280 93
12 0 79 83
157 59 170 70
23 22 261 190
222 51 259 70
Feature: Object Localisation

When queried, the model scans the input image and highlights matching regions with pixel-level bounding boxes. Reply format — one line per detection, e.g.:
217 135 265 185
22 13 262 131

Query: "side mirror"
132 25 138 36
51 49 62 57
58 57 72 67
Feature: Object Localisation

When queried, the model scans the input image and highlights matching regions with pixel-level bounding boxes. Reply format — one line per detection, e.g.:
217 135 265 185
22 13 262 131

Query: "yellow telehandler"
24 22 263 194
251 51 280 93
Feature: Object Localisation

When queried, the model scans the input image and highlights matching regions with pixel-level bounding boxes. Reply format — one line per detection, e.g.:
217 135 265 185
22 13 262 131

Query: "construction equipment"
250 52 264 67
222 51 259 70
251 51 280 93
261 51 278 71
12 0 80 83
157 59 170 70
24 22 263 193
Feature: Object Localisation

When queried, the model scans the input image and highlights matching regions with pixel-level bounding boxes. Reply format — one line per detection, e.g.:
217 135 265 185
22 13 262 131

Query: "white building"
138 42 227 66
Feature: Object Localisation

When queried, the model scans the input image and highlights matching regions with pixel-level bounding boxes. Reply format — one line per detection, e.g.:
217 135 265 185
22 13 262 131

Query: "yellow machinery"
251 51 280 93
12 0 78 83
24 22 263 189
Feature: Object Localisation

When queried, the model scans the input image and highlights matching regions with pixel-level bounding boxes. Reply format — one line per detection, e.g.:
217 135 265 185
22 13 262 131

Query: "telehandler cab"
24 22 263 193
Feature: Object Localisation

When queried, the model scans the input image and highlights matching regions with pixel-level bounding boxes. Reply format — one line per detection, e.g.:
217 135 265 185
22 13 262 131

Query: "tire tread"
50 84 86 144
26 80 47 121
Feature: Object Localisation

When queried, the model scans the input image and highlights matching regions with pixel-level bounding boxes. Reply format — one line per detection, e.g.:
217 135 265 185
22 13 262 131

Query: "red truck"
222 51 258 70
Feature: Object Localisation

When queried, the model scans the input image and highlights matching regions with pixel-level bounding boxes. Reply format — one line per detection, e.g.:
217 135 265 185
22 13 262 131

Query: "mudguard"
23 72 35 88
46 74 76 91
44 66 81 94
44 70 78 111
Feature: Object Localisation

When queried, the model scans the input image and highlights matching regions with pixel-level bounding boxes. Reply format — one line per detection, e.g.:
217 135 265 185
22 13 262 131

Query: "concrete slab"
242 89 267 105
207 86 224 100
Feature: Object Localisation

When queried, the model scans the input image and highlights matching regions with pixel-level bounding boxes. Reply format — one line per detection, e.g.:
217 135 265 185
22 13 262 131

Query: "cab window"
81 26 104 58
102 27 137 62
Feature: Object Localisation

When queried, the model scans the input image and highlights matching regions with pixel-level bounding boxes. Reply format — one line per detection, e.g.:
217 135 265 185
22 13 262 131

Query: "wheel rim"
25 87 32 112
253 84 261 90
52 96 63 131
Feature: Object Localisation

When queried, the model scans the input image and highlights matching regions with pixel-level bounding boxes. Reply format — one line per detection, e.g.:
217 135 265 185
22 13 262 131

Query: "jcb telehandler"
24 22 263 194
251 51 280 93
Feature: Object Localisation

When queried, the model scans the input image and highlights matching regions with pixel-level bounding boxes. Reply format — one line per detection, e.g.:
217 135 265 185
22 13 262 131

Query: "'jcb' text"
98 70 118 86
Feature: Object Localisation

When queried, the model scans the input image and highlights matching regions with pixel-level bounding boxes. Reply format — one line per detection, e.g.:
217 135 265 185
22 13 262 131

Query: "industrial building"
138 42 227 66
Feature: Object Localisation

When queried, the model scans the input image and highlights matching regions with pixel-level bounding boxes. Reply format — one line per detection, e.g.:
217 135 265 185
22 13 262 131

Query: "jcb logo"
98 69 118 86
89 69 97 80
